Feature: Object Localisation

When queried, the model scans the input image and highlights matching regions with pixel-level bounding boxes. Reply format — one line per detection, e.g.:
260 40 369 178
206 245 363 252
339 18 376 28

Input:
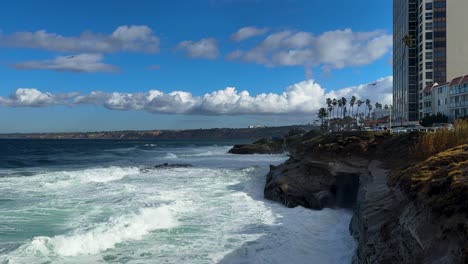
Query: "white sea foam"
20 206 177 257
163 152 178 159
1 144 355 264
44 166 139 185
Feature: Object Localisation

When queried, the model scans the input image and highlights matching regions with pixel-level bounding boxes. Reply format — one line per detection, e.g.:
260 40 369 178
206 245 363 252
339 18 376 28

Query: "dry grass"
413 120 468 159
390 144 468 216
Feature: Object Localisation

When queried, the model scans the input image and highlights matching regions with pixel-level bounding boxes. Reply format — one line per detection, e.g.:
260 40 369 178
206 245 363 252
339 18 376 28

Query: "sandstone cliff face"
262 132 467 263
264 157 363 209
350 160 466 264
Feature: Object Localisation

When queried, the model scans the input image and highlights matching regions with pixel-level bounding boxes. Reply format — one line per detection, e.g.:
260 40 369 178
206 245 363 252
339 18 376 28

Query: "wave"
163 153 178 159
66 166 139 184
17 206 178 257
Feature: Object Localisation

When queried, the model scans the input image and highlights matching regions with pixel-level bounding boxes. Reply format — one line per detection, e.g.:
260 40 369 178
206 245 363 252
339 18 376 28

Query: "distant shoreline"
0 125 318 140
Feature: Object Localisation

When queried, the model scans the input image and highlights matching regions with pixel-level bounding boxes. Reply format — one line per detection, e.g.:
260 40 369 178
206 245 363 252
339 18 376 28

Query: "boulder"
228 138 284 154
140 163 193 172
264 158 362 209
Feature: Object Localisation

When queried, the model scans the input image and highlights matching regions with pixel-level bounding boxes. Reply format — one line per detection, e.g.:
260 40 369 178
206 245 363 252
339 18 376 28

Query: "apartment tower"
393 0 468 121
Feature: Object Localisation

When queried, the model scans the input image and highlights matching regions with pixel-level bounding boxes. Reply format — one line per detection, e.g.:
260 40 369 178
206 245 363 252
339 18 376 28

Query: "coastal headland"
0 125 316 140
231 126 468 263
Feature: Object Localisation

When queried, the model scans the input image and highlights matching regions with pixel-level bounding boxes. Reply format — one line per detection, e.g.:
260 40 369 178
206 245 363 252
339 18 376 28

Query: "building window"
426 61 433 69
434 2 446 8
425 32 433 40
426 2 433 10
426 72 433 79
425 42 433 50
425 52 433 60
425 12 433 20
434 12 446 18
434 21 446 28
425 22 433 30
434 31 446 38
434 41 446 48
434 50 445 58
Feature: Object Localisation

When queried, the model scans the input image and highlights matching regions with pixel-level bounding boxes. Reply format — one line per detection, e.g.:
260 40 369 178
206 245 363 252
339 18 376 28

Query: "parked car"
391 127 407 133
432 123 454 131
361 127 373 131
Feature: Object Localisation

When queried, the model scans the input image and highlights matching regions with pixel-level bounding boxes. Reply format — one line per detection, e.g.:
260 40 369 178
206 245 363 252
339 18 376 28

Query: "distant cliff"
0 125 317 140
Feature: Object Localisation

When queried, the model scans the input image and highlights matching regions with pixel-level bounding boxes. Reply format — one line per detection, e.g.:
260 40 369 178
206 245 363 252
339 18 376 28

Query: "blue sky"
0 0 393 133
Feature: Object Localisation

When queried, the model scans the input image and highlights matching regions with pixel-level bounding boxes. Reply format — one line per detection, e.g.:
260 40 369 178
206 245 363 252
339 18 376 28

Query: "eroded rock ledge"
264 157 363 209
262 132 467 264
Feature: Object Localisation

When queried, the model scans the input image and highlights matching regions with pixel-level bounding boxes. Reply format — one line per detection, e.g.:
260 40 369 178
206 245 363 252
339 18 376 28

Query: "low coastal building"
419 74 468 120
449 75 468 118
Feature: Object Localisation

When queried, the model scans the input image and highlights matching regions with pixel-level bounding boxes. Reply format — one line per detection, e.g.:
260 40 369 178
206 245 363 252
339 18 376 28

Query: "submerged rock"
140 163 193 172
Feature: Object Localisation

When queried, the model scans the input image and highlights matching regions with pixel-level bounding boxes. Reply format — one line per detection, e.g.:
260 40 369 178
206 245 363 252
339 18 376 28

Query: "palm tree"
332 98 337 119
367 104 373 120
384 104 389 110
341 97 347 117
403 34 414 48
365 99 371 118
338 99 343 118
375 102 382 110
326 98 332 120
356 99 363 118
317 108 328 128
350 96 356 118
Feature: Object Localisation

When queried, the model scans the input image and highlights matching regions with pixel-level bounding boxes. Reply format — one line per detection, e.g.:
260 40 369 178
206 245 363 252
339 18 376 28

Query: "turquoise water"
0 139 355 263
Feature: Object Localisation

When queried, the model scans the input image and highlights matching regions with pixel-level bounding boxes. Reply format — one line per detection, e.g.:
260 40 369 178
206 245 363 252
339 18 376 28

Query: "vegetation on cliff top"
390 144 468 217
297 121 468 217
414 120 468 159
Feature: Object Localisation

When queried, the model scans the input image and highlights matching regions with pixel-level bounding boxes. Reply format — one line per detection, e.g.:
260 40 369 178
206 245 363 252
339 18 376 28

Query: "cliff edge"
262 131 467 263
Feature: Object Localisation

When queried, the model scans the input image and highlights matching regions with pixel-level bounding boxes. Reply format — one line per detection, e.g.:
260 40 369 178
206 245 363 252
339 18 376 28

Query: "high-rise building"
393 0 419 122
393 0 468 121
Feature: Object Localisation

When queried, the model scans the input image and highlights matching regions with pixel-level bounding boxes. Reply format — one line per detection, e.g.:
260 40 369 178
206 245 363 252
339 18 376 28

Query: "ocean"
0 139 355 263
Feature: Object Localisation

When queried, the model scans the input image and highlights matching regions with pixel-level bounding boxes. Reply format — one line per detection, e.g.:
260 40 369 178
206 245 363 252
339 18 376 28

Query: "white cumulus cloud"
175 38 220 60
229 28 392 70
12 54 119 73
0 88 77 107
230 26 268 42
0 77 393 114
0 25 160 53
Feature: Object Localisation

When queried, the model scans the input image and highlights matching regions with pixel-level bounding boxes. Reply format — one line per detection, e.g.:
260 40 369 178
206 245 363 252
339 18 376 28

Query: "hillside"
0 125 317 140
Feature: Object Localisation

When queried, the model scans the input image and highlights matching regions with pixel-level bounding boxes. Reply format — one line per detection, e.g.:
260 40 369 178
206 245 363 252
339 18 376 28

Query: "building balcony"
449 87 468 95
450 101 468 108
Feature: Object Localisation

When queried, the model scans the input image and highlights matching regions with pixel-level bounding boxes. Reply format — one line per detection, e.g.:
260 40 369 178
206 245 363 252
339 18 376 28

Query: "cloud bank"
12 54 119 73
0 25 160 53
0 77 392 114
0 88 77 107
175 38 220 60
227 28 392 70
230 26 268 42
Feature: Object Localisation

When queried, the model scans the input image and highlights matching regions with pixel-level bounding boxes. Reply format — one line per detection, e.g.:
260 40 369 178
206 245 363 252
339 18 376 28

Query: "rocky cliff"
262 131 467 263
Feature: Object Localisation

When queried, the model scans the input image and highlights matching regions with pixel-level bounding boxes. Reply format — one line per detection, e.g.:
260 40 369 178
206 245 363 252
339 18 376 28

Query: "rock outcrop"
264 157 363 209
140 163 193 172
228 128 317 155
228 138 284 154
262 131 468 263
